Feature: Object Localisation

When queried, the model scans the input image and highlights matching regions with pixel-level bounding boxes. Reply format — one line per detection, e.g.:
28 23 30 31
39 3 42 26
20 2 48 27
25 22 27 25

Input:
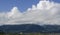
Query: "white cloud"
0 0 60 25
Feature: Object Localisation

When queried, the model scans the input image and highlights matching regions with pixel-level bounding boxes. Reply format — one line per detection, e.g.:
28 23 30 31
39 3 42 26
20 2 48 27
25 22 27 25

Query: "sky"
0 0 60 12
0 0 60 25
0 0 39 12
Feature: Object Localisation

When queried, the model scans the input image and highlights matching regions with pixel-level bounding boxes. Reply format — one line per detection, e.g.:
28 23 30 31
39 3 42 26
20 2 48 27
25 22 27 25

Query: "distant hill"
0 24 60 33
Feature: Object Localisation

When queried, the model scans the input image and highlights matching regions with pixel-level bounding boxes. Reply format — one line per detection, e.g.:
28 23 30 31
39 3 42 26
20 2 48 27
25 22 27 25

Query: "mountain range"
0 24 60 33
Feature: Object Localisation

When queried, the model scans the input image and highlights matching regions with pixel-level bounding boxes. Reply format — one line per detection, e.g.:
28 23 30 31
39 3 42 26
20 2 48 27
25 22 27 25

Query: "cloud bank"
0 0 60 25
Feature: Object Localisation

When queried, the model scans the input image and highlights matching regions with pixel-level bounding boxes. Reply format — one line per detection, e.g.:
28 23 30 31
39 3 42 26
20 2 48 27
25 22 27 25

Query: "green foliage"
0 32 60 35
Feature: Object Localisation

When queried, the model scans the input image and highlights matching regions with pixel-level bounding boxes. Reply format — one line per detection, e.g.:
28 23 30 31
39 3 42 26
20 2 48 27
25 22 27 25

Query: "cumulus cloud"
0 0 60 25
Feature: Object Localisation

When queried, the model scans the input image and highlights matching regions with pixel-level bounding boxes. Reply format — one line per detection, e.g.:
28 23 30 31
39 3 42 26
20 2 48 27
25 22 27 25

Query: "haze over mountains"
0 0 60 25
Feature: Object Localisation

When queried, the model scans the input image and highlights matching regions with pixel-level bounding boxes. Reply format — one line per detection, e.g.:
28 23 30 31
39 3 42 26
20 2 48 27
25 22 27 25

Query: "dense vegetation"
1 32 60 35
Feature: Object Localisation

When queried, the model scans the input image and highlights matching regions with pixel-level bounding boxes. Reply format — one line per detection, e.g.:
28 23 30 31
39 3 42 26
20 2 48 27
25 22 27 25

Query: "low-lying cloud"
0 0 60 25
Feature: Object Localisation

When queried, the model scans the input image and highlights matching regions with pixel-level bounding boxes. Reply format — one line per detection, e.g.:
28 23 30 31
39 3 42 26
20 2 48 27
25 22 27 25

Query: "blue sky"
0 0 60 25
0 0 60 12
